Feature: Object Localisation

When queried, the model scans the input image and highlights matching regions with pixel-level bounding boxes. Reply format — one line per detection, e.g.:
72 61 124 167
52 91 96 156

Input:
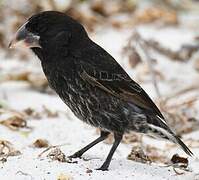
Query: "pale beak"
9 22 41 49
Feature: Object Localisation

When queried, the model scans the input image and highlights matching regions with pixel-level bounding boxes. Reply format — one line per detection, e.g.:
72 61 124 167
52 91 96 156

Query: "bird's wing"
74 47 164 119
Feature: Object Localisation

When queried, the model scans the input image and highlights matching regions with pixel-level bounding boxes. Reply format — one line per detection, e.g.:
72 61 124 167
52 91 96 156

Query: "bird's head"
9 11 88 60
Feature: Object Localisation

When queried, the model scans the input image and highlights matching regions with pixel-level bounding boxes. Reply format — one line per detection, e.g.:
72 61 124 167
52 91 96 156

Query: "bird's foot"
68 152 82 159
96 165 109 171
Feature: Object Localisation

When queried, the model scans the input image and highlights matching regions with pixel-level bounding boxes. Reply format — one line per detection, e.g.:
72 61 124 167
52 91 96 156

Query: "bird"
9 11 193 171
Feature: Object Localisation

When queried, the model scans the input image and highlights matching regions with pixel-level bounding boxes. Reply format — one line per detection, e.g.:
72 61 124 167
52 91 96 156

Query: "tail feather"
147 115 193 156
173 134 193 156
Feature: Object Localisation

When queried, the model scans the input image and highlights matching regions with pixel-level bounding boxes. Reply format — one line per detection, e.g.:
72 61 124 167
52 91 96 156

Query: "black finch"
10 11 193 171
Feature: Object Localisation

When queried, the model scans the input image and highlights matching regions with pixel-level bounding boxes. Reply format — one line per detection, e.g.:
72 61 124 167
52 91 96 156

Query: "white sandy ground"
0 24 199 180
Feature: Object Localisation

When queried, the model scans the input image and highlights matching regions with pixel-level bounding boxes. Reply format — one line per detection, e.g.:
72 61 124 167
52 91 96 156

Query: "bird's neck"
31 48 45 62
31 47 57 63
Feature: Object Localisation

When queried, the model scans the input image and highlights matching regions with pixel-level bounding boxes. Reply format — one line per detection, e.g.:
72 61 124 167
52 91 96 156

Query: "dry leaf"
33 139 49 148
135 7 178 25
127 145 151 164
23 106 59 120
128 49 142 68
171 154 188 168
47 148 67 162
90 0 108 17
122 45 142 68
38 144 76 163
0 140 21 161
23 108 36 117
5 71 31 81
0 114 27 131
90 0 136 17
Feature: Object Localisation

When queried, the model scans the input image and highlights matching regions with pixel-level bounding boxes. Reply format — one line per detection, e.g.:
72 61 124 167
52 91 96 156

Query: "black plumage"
11 11 193 170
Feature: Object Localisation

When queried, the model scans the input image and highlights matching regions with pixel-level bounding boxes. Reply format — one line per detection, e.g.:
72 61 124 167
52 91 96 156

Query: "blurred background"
0 0 199 179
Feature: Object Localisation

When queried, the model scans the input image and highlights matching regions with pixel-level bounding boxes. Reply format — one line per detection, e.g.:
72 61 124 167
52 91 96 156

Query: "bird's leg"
68 131 110 159
97 133 123 171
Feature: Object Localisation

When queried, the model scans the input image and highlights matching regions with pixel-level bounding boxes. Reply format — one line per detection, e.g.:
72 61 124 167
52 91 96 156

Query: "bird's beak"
8 22 41 49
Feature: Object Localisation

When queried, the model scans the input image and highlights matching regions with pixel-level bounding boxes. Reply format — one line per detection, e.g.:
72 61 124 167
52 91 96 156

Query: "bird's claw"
68 153 82 159
96 166 109 171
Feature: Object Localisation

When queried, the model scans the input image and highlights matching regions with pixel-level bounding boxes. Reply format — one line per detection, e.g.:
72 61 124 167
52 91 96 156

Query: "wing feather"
79 66 164 119
74 43 164 119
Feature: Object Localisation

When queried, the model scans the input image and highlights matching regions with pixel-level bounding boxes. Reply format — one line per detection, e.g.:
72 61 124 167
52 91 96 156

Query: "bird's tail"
147 115 193 156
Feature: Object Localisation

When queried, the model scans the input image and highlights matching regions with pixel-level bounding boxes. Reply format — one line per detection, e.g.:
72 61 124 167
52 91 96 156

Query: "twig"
16 171 33 180
173 167 185 175
165 96 199 110
144 39 199 62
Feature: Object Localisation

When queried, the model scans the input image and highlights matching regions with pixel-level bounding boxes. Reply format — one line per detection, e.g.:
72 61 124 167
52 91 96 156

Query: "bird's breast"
41 62 92 118
41 61 129 132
